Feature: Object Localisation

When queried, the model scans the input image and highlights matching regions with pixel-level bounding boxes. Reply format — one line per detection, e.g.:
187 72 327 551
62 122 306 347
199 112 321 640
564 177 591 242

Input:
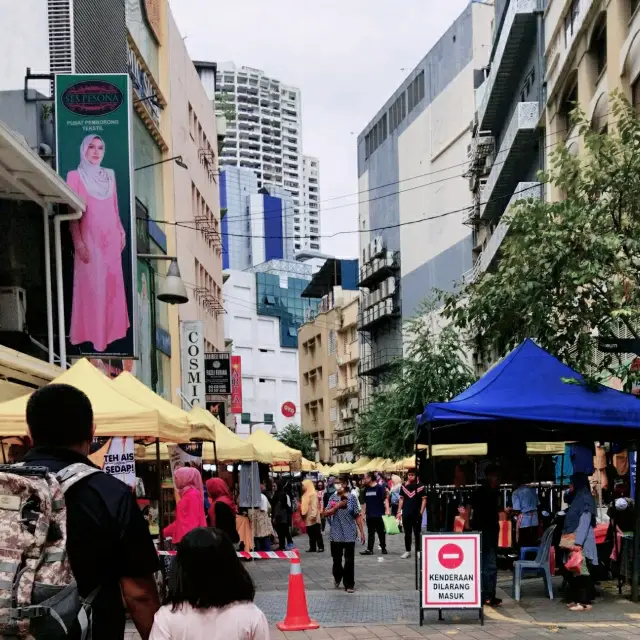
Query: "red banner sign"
231 356 242 414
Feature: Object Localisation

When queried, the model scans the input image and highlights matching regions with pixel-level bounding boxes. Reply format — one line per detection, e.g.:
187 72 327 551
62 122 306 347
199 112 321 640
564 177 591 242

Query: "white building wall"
248 195 266 267
224 270 300 434
301 155 321 252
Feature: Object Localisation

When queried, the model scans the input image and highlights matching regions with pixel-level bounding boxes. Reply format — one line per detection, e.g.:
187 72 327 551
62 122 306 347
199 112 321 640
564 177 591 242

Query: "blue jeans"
481 537 497 602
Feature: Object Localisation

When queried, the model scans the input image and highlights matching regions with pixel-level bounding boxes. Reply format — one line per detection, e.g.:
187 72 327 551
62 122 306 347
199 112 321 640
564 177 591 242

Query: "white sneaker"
401 551 411 559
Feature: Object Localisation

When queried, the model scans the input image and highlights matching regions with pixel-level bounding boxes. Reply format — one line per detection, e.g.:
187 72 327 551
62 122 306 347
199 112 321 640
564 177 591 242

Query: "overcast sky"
170 0 470 257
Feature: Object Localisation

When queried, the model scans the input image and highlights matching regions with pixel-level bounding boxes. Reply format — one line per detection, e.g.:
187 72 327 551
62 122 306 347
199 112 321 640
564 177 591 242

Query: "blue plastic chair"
512 525 556 602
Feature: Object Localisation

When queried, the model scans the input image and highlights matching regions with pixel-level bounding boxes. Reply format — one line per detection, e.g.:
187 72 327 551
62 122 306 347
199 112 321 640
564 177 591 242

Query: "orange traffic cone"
276 556 319 631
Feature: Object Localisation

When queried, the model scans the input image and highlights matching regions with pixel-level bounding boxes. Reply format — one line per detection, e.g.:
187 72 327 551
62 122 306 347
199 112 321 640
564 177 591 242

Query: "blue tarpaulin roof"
416 339 640 444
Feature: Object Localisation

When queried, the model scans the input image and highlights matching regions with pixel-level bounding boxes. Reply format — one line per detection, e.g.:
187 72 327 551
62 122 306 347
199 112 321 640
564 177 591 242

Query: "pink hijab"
174 466 203 497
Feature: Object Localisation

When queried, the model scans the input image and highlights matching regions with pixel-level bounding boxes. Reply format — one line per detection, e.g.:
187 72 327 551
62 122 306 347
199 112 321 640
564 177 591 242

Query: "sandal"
569 604 592 611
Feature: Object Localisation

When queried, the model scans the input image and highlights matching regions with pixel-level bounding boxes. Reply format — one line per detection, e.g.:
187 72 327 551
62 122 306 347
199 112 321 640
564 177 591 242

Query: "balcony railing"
358 349 402 377
358 251 400 288
463 182 542 285
480 102 539 221
477 0 538 131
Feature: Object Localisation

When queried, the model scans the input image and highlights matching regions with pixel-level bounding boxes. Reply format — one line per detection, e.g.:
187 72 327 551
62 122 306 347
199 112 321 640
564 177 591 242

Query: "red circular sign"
438 543 464 570
281 401 296 418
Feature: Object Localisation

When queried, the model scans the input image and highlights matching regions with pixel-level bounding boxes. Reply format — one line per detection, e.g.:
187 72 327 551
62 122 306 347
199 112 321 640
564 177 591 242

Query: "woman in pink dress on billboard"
67 135 130 352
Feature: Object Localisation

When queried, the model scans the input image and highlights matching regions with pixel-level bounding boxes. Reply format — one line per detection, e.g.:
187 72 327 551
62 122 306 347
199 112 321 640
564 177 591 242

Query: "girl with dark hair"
150 527 269 639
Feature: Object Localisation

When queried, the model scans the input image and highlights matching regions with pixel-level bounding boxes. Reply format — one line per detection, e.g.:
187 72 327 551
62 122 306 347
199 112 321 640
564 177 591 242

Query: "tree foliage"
444 92 640 391
355 307 475 459
277 423 315 460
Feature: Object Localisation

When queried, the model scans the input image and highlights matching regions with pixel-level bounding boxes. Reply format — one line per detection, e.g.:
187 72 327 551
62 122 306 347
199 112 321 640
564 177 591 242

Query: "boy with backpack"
0 384 160 639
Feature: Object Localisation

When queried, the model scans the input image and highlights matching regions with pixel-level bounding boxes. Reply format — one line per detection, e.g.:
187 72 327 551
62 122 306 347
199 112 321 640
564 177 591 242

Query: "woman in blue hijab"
562 473 597 611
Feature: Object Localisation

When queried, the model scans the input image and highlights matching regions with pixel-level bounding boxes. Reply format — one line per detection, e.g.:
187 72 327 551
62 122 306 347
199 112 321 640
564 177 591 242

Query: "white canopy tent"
0 119 86 368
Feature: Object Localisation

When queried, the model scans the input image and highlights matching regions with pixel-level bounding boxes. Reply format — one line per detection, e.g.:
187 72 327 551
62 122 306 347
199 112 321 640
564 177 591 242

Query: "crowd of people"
8 383 629 639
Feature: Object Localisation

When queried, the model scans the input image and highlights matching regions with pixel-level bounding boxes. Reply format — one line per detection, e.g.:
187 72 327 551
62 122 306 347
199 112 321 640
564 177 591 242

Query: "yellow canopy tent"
273 457 316 472
246 429 302 464
349 457 371 474
0 359 189 441
113 372 215 442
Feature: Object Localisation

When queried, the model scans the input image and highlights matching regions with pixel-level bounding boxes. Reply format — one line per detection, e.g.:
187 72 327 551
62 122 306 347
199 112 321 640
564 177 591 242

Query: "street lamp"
134 156 188 172
137 254 189 305
311 439 320 463
269 424 278 436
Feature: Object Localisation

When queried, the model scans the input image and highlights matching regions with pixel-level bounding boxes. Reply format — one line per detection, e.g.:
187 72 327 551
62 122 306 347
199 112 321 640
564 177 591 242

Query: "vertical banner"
181 320 205 407
632 451 637 500
55 74 136 358
136 262 153 387
231 355 243 414
206 401 226 425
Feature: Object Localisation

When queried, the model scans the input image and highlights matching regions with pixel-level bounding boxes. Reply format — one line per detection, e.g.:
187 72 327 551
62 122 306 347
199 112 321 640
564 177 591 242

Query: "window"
330 406 337 422
407 71 425 112
558 75 578 132
328 329 336 355
264 295 276 305
591 13 607 77
329 373 337 389
563 0 580 46
388 92 406 132
364 114 388 160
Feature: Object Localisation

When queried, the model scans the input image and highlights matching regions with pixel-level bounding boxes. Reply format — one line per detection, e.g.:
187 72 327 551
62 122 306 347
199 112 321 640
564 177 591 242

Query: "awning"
113 372 215 442
246 429 302 464
0 345 62 389
273 457 316 472
0 359 190 441
0 119 85 210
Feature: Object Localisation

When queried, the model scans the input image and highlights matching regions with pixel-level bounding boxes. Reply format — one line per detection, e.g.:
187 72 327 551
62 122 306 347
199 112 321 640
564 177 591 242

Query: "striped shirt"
327 493 360 543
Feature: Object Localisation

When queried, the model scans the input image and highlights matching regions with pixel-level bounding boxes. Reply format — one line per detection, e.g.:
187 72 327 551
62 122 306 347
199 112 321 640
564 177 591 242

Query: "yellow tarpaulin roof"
113 372 215 442
0 359 188 441
349 457 371 474
273 457 316 472
246 429 302 463
189 407 271 463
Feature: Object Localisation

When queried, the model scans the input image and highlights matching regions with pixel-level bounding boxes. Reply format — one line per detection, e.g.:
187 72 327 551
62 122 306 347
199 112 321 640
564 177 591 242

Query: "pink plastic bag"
565 549 584 574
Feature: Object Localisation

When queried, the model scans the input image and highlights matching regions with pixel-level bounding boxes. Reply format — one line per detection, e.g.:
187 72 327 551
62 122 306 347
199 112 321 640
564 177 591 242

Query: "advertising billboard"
55 74 136 358
205 352 232 395
231 355 242 414
181 320 205 407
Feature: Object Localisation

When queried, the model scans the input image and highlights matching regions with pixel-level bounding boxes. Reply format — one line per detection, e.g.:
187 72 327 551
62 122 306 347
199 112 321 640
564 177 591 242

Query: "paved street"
127 529 640 638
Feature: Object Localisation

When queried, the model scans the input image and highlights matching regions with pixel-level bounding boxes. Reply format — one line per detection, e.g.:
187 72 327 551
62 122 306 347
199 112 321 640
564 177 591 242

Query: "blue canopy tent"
416 338 640 445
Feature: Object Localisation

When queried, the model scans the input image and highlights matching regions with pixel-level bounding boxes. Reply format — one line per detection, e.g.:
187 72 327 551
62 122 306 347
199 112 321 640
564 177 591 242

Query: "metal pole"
632 445 640 602
156 438 165 547
213 440 219 477
43 205 54 364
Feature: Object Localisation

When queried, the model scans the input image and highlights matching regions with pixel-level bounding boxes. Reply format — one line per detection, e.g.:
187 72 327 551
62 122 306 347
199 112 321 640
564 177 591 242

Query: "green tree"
443 91 640 390
277 423 315 460
355 306 475 459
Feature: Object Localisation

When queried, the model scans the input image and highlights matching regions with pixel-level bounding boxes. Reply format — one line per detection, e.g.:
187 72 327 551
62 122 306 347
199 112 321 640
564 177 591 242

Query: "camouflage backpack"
0 463 100 639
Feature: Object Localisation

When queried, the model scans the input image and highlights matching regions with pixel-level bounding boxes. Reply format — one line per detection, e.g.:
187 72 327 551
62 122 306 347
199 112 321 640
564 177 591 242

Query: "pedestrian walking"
323 475 365 593
317 480 327 532
301 479 324 552
360 471 390 556
164 468 208 545
397 469 426 559
470 465 502 607
150 527 270 639
390 474 402 518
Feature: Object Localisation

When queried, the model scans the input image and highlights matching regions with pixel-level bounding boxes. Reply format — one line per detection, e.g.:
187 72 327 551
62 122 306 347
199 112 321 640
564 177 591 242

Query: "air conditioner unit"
479 178 489 191
388 277 396 296
485 153 494 171
372 236 384 258
380 280 388 299
373 289 381 305
341 408 349 420
385 298 394 314
0 287 26 332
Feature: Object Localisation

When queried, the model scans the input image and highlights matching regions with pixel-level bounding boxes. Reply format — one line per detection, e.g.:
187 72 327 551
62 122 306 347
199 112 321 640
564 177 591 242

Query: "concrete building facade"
167 11 224 362
224 260 319 434
298 259 359 463
356 1 493 403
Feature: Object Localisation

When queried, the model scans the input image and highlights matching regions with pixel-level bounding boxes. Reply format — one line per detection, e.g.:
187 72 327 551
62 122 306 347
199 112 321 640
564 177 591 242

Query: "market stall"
246 429 302 465
416 338 640 601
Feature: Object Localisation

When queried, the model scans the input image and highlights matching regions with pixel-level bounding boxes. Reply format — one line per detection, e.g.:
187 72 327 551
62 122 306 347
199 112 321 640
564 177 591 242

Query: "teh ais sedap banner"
55 74 136 358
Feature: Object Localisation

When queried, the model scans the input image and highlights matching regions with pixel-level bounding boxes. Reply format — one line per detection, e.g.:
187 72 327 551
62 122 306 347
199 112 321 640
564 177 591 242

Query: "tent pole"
213 440 219 477
632 444 640 602
156 437 165 547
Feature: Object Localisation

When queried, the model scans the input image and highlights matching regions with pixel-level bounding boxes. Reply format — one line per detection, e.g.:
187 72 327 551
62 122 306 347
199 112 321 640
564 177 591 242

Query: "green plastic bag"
382 515 400 535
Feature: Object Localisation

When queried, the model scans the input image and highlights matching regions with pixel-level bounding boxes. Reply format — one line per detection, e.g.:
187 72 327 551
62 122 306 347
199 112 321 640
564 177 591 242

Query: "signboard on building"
282 401 296 418
205 352 232 395
421 534 481 610
231 355 243 414
127 46 161 126
181 321 205 407
206 401 226 425
55 74 136 359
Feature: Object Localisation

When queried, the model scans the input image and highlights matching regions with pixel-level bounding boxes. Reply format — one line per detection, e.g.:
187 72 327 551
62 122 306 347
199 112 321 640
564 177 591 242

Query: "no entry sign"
421 533 481 609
